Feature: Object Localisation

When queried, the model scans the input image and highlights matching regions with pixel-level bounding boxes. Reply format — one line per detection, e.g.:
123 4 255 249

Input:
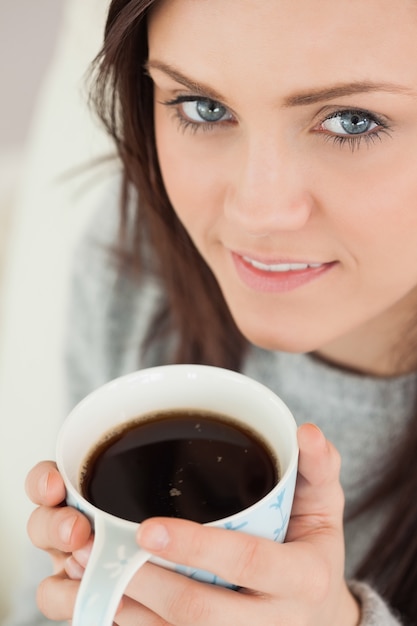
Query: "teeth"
243 256 323 272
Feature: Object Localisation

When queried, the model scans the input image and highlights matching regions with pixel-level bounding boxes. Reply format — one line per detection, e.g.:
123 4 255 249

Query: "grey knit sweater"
6 198 414 625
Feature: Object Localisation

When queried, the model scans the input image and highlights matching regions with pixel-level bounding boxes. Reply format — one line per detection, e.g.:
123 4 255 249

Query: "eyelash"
318 108 392 151
323 132 387 151
162 96 234 134
162 96 392 148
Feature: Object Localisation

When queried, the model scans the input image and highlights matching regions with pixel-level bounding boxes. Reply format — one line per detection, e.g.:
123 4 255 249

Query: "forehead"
148 0 417 94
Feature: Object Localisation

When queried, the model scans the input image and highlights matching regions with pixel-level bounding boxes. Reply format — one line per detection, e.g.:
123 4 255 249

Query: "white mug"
56 364 299 626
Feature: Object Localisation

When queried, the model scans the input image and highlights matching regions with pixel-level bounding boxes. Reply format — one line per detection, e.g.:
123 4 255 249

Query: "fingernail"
299 423 325 446
38 471 50 500
59 515 77 544
138 522 170 551
308 423 325 438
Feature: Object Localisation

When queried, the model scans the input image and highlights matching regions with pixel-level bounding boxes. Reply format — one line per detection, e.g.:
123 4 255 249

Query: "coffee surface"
81 410 278 523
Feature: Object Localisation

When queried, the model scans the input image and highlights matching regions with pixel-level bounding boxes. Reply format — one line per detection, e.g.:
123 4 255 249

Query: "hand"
114 423 360 626
27 424 360 625
25 461 92 620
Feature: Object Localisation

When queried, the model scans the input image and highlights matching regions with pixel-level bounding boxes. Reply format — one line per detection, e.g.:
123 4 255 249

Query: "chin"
235 320 323 355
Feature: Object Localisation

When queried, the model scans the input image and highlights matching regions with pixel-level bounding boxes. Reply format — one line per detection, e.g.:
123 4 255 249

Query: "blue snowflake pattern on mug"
175 564 219 584
175 565 238 589
223 520 248 532
269 488 289 542
103 545 131 578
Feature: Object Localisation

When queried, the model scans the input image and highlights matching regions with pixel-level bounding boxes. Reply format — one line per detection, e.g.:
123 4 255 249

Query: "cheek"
154 108 228 223
314 149 417 259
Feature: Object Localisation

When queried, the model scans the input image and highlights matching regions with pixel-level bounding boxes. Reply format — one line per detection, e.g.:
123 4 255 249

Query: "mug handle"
72 516 151 626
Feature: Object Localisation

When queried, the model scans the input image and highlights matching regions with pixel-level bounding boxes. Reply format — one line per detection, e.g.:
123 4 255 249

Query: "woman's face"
148 0 417 374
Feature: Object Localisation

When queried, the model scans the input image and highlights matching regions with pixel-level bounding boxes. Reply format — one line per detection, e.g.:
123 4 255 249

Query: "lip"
231 252 337 293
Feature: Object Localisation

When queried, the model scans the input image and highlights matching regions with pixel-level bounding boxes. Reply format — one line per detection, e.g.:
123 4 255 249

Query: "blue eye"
317 108 393 149
322 110 378 135
182 99 230 123
162 95 234 132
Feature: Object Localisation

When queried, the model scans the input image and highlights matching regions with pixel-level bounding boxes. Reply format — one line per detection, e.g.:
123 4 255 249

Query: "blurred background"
0 1 63 144
0 0 115 621
0 0 63 292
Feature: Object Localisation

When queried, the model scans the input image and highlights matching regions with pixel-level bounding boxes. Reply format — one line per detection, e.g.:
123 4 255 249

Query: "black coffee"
81 410 278 524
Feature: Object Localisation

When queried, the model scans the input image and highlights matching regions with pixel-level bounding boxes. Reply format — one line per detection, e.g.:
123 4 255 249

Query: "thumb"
285 423 345 543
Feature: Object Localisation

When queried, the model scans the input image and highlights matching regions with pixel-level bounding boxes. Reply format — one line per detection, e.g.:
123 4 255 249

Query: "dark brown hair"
90 1 417 622
91 0 246 370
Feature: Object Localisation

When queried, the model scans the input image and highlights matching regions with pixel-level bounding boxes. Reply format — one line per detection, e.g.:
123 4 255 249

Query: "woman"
23 0 417 624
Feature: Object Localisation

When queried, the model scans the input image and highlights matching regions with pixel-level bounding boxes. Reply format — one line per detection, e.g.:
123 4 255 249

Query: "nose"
224 136 315 235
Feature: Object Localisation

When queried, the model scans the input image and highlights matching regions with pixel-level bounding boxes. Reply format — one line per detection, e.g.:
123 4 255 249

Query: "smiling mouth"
242 256 323 272
232 253 336 293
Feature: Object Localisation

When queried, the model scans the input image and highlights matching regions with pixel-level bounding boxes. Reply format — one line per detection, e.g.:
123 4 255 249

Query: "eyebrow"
284 81 417 106
146 60 417 106
146 60 224 101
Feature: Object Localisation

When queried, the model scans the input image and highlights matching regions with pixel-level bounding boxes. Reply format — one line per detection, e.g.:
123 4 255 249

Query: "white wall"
0 0 113 620
0 0 64 149
0 6 64 618
0 0 64 292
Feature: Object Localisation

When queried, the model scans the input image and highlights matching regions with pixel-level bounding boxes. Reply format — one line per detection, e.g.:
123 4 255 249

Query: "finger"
27 504 91 553
114 593 167 626
137 517 298 594
125 561 258 626
287 424 344 541
25 461 66 506
297 423 341 491
36 571 80 622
